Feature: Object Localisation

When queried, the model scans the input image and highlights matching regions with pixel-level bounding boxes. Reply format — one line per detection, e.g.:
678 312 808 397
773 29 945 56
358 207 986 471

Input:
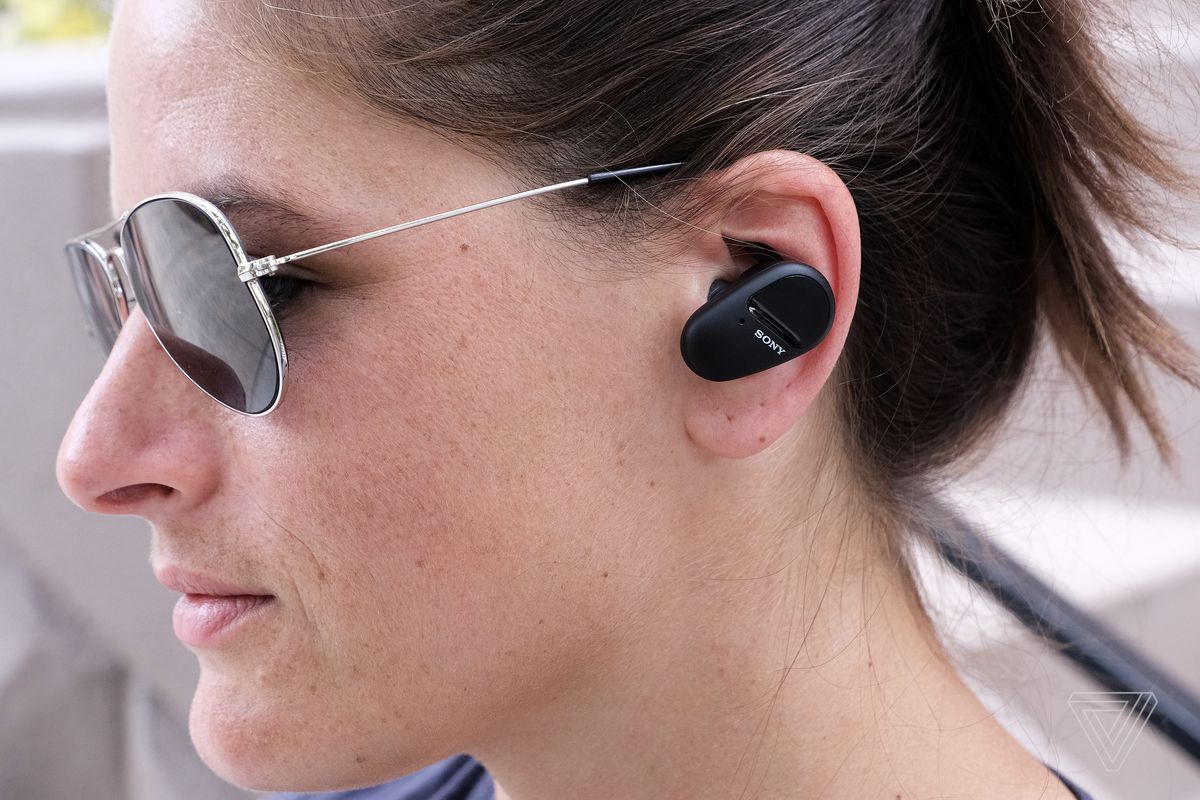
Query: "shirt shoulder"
264 753 494 800
261 754 1094 800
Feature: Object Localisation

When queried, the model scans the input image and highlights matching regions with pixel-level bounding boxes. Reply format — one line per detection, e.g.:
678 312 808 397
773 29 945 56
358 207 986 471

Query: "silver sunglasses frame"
64 162 683 416
66 235 130 348
66 191 290 415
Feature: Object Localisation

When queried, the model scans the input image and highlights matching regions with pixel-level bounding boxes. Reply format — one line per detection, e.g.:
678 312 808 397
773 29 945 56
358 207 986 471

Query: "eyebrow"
183 176 350 261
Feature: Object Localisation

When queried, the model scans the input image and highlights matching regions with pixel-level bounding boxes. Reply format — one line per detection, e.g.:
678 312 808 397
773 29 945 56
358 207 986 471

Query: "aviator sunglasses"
64 162 682 415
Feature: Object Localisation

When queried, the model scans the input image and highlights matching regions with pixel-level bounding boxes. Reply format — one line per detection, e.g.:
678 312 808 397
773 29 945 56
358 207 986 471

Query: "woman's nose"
56 305 223 519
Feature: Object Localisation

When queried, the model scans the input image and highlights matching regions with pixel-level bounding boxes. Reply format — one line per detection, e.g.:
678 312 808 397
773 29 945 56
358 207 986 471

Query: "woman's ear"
679 149 860 459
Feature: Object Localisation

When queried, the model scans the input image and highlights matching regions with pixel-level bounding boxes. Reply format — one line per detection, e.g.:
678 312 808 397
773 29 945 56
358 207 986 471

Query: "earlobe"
683 356 828 459
678 150 860 460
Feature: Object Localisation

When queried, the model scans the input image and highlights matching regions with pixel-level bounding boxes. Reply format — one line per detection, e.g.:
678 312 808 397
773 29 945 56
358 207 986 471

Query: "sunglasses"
64 162 682 415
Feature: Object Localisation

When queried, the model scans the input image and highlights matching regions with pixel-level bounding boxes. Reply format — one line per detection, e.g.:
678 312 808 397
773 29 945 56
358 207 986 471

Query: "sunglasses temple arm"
239 162 683 282
238 178 587 281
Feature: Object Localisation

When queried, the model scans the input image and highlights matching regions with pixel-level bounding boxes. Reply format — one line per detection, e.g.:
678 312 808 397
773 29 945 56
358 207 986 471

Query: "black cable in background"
919 495 1200 765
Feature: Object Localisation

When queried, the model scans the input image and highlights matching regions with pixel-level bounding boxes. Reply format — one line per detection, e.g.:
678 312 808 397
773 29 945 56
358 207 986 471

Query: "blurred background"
0 0 1197 798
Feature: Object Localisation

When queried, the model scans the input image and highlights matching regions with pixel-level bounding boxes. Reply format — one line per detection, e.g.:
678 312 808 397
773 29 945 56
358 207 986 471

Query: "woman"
55 0 1197 798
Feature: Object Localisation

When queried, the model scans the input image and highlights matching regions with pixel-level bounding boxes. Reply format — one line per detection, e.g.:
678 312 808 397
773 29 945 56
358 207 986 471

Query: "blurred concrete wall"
0 43 250 800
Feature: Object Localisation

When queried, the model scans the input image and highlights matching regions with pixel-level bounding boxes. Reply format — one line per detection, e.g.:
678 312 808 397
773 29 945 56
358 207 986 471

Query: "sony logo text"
754 329 786 355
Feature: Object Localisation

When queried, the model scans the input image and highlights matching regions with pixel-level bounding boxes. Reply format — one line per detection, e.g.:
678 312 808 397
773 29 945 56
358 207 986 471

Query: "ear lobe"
684 355 827 458
678 149 860 460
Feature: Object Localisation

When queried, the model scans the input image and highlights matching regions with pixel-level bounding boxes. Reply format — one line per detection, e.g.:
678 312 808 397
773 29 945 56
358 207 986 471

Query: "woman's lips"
172 593 276 648
155 564 276 647
154 564 271 597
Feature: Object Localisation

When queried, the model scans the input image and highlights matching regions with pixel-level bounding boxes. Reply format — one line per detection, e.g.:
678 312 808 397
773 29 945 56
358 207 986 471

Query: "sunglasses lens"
66 243 122 354
120 198 280 414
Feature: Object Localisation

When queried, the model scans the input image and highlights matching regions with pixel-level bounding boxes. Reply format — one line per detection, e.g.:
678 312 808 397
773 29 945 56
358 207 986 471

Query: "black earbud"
680 248 835 381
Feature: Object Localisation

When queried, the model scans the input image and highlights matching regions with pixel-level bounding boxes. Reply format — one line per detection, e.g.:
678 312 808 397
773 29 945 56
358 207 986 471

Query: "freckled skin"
54 1 1078 798
56 1 680 789
57 0 746 791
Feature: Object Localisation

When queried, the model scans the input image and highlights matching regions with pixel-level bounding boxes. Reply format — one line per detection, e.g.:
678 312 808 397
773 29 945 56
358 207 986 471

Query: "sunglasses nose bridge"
106 245 135 322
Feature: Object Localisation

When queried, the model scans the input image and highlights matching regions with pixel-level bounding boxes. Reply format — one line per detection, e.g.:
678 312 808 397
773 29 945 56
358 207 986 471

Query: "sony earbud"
680 247 835 381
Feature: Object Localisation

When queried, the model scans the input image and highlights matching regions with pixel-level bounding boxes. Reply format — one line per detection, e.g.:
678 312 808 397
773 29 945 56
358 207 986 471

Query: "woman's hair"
227 0 1199 531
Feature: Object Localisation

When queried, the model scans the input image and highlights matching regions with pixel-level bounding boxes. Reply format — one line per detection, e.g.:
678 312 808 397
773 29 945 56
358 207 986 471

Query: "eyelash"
255 274 317 320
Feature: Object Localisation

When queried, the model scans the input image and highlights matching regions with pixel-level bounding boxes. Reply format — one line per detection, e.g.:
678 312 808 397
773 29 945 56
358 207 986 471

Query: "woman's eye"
256 274 316 319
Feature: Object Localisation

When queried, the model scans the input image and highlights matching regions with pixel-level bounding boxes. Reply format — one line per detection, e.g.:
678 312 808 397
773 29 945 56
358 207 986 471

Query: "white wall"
0 42 251 800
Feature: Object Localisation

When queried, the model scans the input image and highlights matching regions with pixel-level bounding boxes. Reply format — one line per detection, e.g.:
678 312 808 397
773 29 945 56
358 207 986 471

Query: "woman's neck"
475 467 1075 799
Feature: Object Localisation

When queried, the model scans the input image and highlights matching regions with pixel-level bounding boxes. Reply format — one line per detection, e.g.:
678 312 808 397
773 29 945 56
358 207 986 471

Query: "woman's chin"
186 674 435 794
187 675 328 791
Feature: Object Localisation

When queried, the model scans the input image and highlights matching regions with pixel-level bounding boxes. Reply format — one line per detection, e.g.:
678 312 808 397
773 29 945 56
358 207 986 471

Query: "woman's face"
56 0 717 790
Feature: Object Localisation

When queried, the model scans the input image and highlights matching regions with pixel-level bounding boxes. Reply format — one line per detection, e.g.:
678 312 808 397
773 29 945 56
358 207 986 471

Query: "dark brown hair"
229 0 1199 528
